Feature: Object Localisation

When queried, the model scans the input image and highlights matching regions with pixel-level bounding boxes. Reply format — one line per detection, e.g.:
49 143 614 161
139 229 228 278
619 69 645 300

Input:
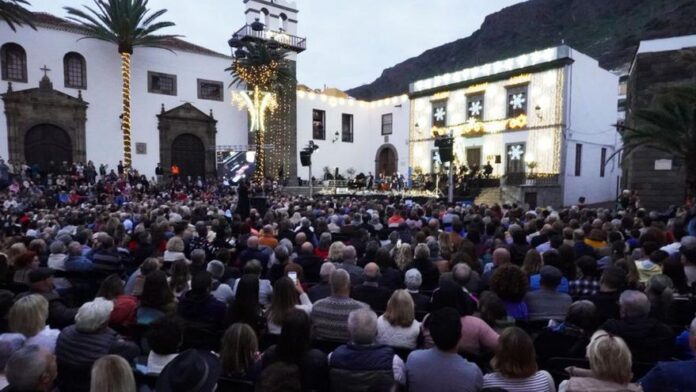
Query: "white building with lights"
408 45 620 207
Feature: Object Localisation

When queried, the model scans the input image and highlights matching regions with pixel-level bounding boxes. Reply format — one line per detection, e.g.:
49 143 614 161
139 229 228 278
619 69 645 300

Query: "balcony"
503 172 559 187
233 24 306 53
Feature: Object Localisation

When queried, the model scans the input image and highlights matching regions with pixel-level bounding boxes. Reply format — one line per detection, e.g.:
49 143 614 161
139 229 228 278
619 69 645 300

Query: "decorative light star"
510 93 526 110
508 145 524 160
469 101 482 116
434 107 446 122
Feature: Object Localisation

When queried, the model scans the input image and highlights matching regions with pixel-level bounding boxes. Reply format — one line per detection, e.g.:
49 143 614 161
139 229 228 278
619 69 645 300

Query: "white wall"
563 49 620 206
295 92 409 180
0 22 247 177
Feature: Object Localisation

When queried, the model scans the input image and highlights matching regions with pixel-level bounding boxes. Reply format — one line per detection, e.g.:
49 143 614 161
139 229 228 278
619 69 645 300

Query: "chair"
311 338 344 354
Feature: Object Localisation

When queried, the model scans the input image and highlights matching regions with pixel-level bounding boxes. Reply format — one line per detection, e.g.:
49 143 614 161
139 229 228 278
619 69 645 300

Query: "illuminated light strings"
120 52 132 168
232 86 278 182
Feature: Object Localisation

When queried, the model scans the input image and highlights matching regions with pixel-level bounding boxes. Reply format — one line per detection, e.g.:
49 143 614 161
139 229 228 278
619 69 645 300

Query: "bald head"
492 248 511 266
300 241 314 255
342 246 357 264
363 262 381 283
247 236 259 249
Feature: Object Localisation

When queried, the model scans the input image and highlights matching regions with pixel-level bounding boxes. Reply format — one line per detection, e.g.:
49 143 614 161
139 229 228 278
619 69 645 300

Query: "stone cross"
40 65 51 77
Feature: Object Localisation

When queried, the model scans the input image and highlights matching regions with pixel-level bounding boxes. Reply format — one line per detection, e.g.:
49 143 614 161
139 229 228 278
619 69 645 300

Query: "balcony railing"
502 173 559 187
233 25 307 52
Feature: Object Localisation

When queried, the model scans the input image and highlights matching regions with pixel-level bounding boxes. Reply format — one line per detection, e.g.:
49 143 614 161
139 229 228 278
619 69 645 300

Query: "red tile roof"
30 12 231 59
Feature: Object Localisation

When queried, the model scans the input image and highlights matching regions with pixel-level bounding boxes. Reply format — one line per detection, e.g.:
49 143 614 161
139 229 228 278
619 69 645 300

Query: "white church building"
0 0 621 207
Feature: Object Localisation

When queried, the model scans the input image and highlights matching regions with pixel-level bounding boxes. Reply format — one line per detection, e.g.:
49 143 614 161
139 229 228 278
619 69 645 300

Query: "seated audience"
144 316 183 375
262 309 328 391
227 274 266 336
640 317 696 391
267 277 312 335
55 298 139 392
334 245 364 286
3 345 57 392
328 308 404 390
569 256 600 297
525 266 573 322
489 264 529 320
601 290 674 363
220 323 262 383
156 349 221 392
7 294 59 353
137 270 176 324
403 244 440 291
586 266 626 324
233 260 274 306
483 326 555 391
177 271 227 330
404 268 430 314
64 241 93 271
562 330 641 392
308 262 335 302
311 269 368 342
90 355 135 392
406 307 483 392
376 289 421 349
20 268 77 329
96 274 138 332
206 260 234 303
351 263 391 312
535 300 598 366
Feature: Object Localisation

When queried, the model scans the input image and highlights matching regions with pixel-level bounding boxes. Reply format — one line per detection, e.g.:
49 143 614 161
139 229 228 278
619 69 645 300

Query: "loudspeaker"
435 138 453 163
495 155 502 164
300 150 311 167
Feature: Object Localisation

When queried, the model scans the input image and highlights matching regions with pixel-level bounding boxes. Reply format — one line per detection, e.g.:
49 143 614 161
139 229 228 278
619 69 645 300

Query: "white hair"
347 308 378 345
405 268 422 290
75 298 114 333
5 345 51 390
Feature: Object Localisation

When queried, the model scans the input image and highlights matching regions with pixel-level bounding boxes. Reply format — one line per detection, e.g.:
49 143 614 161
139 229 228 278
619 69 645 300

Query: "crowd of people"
0 161 695 391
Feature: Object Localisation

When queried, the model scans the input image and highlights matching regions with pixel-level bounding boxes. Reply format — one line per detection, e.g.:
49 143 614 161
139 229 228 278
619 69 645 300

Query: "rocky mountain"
346 0 696 100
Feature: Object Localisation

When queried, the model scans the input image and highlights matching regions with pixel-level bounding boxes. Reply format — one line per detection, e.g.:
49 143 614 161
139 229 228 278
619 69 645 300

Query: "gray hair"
405 268 422 290
206 260 225 279
274 245 289 263
452 263 472 286
329 269 350 294
619 290 650 318
49 241 65 255
75 298 114 333
347 308 378 345
690 317 696 336
414 243 430 260
5 345 51 391
67 241 83 257
342 246 357 264
319 262 336 281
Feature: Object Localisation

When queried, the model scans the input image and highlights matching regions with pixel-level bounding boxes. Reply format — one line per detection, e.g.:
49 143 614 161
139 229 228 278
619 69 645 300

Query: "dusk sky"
29 0 524 90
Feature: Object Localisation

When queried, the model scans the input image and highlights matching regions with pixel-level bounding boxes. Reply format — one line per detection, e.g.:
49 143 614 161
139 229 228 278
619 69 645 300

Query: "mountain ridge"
346 0 696 100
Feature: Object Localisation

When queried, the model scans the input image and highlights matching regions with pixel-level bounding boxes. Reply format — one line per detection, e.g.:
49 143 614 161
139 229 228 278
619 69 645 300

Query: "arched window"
279 13 288 31
1 43 27 82
63 52 87 89
260 8 270 28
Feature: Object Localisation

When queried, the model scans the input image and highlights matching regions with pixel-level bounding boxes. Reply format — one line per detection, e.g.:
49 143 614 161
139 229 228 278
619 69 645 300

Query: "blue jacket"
640 360 696 392
330 344 394 371
64 255 93 271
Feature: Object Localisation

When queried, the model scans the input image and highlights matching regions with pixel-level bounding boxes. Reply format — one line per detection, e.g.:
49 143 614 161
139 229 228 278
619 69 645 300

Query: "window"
148 71 177 95
261 8 270 27
381 113 393 135
466 94 484 121
341 113 353 142
312 109 325 140
1 43 27 82
575 143 583 176
507 85 528 118
63 52 86 89
197 79 223 101
432 100 447 127
279 13 288 30
600 147 607 177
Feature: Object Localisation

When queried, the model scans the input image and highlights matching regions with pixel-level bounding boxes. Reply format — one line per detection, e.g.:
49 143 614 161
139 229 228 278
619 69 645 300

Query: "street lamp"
300 140 319 198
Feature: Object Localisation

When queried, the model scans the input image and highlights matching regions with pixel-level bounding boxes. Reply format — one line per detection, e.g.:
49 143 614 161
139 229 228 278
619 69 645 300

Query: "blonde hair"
90 355 135 392
394 244 413 271
586 330 633 384
9 294 48 337
384 290 415 327
166 236 185 253
328 241 345 262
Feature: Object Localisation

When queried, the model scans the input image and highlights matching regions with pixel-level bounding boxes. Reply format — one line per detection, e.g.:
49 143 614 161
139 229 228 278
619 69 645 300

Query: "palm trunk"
254 130 265 183
120 52 132 169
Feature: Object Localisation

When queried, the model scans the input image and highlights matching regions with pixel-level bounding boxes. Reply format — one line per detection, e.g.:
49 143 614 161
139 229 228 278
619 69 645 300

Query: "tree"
226 40 294 181
65 0 179 169
0 0 35 31
621 86 696 199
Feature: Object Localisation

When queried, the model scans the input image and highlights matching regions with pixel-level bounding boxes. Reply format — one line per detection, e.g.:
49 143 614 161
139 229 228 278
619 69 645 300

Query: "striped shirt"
311 296 368 342
483 370 556 392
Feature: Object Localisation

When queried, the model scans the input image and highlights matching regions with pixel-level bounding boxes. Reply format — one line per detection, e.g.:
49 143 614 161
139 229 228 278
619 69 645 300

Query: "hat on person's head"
28 268 54 283
156 349 221 392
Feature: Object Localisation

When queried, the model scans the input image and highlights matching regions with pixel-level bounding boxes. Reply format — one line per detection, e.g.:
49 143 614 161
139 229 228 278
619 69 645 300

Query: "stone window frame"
381 113 393 135
64 52 87 89
312 109 325 140
197 78 224 101
148 71 177 96
341 113 353 143
1 43 27 83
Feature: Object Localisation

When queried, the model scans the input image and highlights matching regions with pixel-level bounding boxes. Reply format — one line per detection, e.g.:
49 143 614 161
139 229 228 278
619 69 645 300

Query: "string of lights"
121 52 132 168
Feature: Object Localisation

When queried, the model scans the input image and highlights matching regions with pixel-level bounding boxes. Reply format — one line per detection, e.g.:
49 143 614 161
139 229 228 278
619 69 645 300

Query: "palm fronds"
0 0 36 31
226 40 295 91
64 0 180 54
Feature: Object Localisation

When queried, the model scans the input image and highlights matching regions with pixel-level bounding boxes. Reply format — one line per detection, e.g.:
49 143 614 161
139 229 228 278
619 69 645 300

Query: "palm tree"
620 86 696 198
0 0 35 31
65 0 180 169
226 40 295 181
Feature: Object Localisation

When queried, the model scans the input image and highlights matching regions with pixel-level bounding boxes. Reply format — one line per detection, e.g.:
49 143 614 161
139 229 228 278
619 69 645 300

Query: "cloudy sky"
28 0 524 90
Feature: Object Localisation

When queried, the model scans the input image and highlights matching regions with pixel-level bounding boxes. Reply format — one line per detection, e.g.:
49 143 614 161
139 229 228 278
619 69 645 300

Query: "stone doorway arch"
24 124 73 169
171 133 205 179
375 143 398 177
